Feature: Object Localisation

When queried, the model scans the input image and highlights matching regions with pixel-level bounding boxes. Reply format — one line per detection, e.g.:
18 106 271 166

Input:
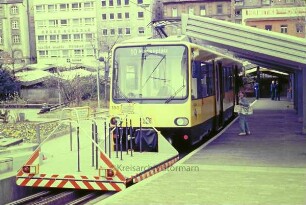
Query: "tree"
0 66 21 101
45 74 99 106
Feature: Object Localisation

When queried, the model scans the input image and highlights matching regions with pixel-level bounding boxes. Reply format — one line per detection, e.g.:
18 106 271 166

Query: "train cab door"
213 61 224 131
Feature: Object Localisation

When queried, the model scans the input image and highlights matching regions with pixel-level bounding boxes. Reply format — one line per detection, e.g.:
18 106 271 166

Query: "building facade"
0 0 33 70
161 0 233 35
242 6 306 38
235 0 306 38
33 0 100 66
97 0 154 56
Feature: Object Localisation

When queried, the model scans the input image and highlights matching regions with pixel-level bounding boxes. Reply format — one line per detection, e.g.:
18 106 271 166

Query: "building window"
38 35 47 43
125 0 129 5
12 35 20 44
235 0 244 6
296 24 304 33
280 25 288 33
262 0 271 5
138 27 144 34
200 6 206 16
11 6 18 15
265 25 272 31
85 33 94 41
73 34 82 41
86 49 94 56
188 7 194 15
117 0 121 6
11 20 19 29
109 0 114 6
60 4 69 11
48 5 57 12
102 29 108 35
101 0 106 6
102 14 107 20
138 12 144 18
172 8 178 17
72 18 81 26
126 28 131 35
61 34 71 42
137 0 143 4
217 4 223 14
37 20 47 28
50 35 59 42
50 50 59 58
74 49 84 57
110 28 115 35
118 28 123 35
84 2 94 10
62 50 69 57
36 5 45 12
72 3 81 10
39 50 48 58
49 20 58 27
60 19 68 27
125 12 130 19
118 13 122 19
110 13 114 20
84 18 94 25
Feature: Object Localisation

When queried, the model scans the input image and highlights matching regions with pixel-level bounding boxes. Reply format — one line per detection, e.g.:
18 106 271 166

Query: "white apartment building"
33 0 100 67
33 0 155 67
97 0 154 54
0 0 32 69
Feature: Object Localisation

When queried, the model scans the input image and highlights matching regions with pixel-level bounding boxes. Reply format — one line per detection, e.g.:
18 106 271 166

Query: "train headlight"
174 117 189 126
110 117 121 126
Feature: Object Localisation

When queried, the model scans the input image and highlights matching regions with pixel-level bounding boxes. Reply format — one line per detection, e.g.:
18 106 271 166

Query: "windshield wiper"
141 53 166 89
165 84 186 104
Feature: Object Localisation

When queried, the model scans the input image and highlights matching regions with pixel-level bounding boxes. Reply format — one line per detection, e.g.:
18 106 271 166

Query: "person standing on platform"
275 80 281 101
254 81 259 100
270 80 275 100
238 91 251 136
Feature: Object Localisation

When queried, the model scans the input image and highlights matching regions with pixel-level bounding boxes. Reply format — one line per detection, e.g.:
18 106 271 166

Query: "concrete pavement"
97 98 306 205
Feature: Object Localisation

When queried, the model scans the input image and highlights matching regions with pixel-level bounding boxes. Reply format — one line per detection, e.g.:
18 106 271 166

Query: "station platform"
98 98 306 205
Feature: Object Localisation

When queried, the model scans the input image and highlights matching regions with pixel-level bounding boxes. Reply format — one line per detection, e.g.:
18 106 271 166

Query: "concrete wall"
0 173 38 205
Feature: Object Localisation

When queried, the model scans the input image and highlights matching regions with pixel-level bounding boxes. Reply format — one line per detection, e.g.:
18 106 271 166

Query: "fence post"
91 123 95 167
95 123 98 170
36 124 41 144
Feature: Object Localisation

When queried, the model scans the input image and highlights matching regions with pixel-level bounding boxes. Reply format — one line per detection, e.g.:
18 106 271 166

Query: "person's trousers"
239 114 249 133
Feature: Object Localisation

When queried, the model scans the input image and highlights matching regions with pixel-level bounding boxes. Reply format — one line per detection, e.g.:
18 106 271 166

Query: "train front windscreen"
112 45 188 103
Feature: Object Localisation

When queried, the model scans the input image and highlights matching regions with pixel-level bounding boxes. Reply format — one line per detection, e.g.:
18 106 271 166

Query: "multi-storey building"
33 0 100 66
235 0 305 38
160 0 233 35
0 0 34 70
97 0 154 56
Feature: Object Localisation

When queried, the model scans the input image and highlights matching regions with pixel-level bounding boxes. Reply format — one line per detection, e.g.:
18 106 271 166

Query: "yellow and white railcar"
109 36 242 147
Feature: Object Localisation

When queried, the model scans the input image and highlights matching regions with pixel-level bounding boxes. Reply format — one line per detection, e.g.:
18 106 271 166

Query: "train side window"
191 61 201 99
201 63 214 97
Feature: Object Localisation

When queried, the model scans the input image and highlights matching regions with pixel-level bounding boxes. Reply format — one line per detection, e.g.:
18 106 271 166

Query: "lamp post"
97 57 106 109
56 67 61 105
96 62 101 109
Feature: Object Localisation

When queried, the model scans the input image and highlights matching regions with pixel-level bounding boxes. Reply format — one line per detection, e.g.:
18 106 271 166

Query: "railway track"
6 190 110 205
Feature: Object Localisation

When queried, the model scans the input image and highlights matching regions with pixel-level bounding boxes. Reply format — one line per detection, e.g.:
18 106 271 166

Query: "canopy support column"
302 67 306 134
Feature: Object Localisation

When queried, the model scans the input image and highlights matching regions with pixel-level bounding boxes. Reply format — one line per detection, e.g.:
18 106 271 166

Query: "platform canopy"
181 14 306 73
